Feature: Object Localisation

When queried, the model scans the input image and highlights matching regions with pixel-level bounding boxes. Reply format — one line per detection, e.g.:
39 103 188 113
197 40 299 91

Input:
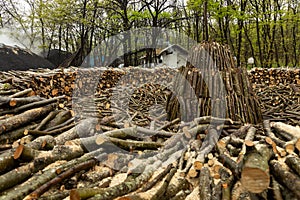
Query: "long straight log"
0 144 84 193
9 88 33 98
70 161 161 200
270 122 300 140
237 126 256 163
270 160 300 198
0 95 64 115
285 154 300 176
199 166 212 200
34 110 59 131
25 159 97 199
0 150 101 200
0 96 43 107
0 104 55 134
0 123 38 144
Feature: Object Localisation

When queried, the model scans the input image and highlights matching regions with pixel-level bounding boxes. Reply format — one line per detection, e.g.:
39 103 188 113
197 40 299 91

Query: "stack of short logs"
166 42 262 124
249 67 300 86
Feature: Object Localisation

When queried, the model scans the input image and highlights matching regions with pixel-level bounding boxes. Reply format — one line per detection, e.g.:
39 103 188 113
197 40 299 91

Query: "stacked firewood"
253 83 300 126
0 67 176 104
249 68 300 85
166 42 262 124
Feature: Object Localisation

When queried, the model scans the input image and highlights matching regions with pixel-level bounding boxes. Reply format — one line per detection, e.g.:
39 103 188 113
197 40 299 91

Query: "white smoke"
0 28 42 55
0 29 26 48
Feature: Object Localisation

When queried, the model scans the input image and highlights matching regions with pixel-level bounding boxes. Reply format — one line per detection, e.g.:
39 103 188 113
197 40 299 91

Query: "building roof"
158 44 188 57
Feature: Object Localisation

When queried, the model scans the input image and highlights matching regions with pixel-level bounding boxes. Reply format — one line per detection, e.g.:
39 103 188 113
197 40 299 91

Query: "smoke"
0 29 26 48
0 28 41 55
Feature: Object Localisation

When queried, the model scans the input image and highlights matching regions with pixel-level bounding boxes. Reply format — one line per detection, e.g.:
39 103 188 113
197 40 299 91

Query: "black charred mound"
0 43 55 71
46 49 72 67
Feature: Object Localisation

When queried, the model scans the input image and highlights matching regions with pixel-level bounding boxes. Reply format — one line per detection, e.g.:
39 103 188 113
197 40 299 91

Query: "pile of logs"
166 42 262 124
249 68 300 86
1 53 300 199
0 85 300 199
0 67 176 104
253 83 300 126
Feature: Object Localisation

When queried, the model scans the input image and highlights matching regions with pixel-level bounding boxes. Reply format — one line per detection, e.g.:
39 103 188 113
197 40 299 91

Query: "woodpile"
166 42 262 124
0 85 299 199
253 84 300 126
1 56 300 199
249 68 300 86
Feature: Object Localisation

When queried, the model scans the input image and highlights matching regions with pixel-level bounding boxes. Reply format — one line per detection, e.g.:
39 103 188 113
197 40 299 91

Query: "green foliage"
1 0 299 67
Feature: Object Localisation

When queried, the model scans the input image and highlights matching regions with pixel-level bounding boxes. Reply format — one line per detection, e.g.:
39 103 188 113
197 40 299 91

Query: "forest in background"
0 0 299 68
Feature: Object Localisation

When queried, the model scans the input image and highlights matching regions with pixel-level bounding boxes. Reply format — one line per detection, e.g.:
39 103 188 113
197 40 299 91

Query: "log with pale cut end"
241 144 272 193
0 95 43 108
195 127 219 163
270 160 300 198
0 104 55 134
0 123 38 144
26 135 56 150
188 164 199 178
0 95 64 115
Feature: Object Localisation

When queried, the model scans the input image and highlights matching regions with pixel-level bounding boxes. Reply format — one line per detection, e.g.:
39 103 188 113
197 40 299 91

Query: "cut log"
285 154 300 176
270 160 300 198
270 121 300 140
0 144 84 193
34 110 59 131
9 88 33 98
0 104 55 134
0 95 43 108
24 159 96 199
237 126 256 163
0 95 64 115
241 144 272 193
199 166 212 200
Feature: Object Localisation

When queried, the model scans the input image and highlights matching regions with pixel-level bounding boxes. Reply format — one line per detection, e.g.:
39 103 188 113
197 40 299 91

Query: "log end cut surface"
241 167 270 193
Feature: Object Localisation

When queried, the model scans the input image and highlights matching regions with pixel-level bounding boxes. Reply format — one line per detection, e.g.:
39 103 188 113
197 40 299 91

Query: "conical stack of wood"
166 42 262 124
